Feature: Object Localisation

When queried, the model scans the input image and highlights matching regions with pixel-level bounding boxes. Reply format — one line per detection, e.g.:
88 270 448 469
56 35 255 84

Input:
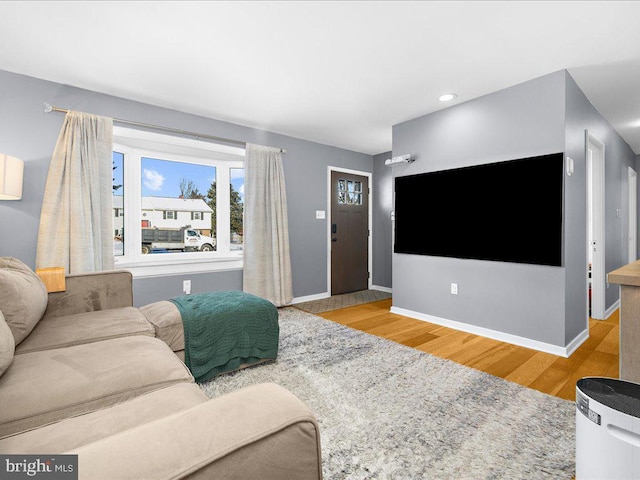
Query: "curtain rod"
43 103 286 153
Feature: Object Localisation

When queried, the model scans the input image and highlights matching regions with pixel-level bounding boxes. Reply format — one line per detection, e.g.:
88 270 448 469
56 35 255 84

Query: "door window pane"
336 178 362 205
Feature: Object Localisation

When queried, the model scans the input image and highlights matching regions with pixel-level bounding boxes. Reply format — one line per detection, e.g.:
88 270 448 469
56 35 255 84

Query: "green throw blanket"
169 291 279 383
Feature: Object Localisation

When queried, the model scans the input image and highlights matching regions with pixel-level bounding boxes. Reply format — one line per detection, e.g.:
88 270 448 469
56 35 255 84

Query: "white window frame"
113 126 245 278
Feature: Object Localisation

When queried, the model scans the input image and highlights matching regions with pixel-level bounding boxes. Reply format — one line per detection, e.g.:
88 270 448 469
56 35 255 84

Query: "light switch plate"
316 210 326 219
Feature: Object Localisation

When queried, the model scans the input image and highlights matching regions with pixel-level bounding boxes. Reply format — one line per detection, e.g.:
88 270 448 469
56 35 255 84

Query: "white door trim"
327 166 373 295
586 131 606 321
629 166 637 263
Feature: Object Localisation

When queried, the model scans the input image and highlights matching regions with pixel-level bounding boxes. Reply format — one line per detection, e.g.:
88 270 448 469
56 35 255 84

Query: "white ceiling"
1 1 640 155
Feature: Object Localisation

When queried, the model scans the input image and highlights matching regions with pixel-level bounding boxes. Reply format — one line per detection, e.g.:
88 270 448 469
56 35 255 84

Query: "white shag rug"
199 307 575 480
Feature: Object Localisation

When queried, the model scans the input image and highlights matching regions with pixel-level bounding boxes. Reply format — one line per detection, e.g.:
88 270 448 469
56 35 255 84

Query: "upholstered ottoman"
140 291 279 382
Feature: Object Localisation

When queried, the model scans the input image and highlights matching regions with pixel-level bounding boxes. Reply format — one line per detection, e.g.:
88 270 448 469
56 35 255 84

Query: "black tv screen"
393 153 564 266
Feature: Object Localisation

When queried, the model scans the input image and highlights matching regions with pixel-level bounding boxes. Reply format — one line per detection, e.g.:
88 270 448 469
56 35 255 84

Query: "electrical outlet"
450 283 458 295
183 280 191 295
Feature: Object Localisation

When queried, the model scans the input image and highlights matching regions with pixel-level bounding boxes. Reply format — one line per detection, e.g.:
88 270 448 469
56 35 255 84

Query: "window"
337 178 362 205
230 168 245 250
112 127 245 276
113 152 124 256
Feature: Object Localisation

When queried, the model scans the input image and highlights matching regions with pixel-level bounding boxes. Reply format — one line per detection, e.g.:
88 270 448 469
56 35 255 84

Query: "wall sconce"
0 154 24 200
385 154 415 166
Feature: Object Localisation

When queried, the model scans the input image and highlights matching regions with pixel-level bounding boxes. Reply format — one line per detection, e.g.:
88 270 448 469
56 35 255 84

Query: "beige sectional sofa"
0 257 322 479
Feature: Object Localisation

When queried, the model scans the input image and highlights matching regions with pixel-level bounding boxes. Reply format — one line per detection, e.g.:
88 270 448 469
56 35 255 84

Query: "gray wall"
392 71 568 347
0 69 374 306
564 72 637 343
372 151 393 289
391 69 637 349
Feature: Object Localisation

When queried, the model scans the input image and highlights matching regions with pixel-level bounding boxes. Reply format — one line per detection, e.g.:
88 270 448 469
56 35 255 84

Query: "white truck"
141 226 216 254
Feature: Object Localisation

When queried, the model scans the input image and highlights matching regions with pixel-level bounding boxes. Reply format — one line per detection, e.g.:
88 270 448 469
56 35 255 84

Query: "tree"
206 181 217 235
206 181 244 237
230 187 243 235
179 178 204 199
113 162 122 192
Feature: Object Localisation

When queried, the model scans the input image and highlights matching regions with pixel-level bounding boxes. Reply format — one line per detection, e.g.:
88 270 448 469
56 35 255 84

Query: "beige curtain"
243 143 293 306
36 111 114 274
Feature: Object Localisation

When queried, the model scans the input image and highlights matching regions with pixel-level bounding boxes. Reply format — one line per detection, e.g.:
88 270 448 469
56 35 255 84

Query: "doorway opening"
327 167 372 296
586 131 605 321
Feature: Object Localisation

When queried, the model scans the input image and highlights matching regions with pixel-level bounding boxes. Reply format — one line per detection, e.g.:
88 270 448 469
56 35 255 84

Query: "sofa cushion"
68 383 322 480
0 257 48 345
0 311 15 377
0 336 194 438
0 383 206 453
15 307 155 355
139 300 184 351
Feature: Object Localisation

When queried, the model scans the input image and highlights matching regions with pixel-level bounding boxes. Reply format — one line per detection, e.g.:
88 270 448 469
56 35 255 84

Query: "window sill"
114 256 243 278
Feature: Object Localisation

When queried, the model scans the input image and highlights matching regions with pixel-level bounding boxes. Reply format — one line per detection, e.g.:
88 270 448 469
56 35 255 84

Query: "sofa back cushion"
0 311 15 377
0 258 48 345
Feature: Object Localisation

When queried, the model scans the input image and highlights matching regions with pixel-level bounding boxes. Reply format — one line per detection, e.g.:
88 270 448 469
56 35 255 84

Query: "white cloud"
238 184 244 195
143 169 165 191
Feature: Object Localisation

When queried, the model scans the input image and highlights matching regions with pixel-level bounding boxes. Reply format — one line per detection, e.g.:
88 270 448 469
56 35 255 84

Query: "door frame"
586 130 606 321
629 166 637 263
327 166 373 296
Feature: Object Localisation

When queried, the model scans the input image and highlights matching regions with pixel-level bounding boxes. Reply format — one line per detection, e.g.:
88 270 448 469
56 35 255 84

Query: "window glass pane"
230 168 244 251
336 177 362 206
113 151 124 256
141 157 216 255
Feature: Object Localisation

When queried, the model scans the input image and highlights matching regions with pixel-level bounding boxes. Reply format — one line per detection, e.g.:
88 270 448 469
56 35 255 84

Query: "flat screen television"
393 152 564 266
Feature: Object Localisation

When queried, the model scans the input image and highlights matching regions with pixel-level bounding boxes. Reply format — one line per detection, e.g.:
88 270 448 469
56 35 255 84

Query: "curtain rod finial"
43 103 52 113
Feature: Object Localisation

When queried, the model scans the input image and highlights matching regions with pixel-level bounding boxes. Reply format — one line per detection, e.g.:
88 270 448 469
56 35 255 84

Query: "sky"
112 153 244 200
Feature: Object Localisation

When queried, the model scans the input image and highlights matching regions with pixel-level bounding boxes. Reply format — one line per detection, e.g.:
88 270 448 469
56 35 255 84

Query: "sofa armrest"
44 270 134 318
68 383 323 480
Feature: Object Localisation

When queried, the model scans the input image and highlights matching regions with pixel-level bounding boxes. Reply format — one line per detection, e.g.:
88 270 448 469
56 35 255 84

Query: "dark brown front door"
331 170 369 295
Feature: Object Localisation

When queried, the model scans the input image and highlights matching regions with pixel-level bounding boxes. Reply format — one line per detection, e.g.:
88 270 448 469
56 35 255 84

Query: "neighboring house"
113 196 213 237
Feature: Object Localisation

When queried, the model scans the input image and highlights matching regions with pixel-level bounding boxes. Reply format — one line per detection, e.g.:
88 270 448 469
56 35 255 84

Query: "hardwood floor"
317 298 619 402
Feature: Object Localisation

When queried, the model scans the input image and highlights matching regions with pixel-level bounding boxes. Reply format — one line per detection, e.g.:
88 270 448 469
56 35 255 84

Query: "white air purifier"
576 377 640 479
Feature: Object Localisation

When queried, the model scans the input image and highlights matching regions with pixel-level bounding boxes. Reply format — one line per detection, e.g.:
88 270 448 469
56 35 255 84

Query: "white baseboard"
605 299 620 319
370 285 392 293
565 328 590 357
390 306 588 358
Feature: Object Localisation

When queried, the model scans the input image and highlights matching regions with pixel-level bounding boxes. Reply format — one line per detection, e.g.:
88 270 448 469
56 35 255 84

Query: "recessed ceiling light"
438 93 457 102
